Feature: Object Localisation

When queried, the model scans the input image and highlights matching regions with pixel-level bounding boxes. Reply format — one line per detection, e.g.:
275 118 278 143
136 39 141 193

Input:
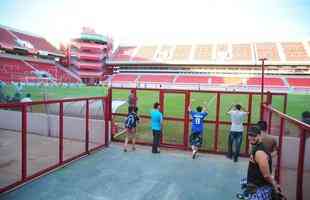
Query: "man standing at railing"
227 104 249 162
128 89 137 113
151 102 163 153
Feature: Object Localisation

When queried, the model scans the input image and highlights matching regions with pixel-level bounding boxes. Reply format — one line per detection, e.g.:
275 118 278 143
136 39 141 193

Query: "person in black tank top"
247 142 272 187
242 126 278 199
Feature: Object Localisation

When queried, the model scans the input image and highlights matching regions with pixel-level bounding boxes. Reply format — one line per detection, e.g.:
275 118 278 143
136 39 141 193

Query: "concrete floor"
0 144 248 200
0 130 100 188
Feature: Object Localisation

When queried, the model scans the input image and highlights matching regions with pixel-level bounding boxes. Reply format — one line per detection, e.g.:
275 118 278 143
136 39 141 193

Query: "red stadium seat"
247 77 284 86
287 78 310 87
138 75 175 83
175 76 211 84
281 42 310 61
111 74 138 82
255 42 280 61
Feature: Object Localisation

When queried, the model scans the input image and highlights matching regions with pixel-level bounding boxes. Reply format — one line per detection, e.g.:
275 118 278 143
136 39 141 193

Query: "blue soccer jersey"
190 111 208 134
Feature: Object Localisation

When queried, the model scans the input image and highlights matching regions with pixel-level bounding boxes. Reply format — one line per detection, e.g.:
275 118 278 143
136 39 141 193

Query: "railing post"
296 129 306 200
21 104 27 180
59 102 64 164
245 93 253 154
214 92 220 152
104 97 109 147
159 90 164 145
183 91 190 150
267 95 273 135
85 100 89 153
275 116 284 183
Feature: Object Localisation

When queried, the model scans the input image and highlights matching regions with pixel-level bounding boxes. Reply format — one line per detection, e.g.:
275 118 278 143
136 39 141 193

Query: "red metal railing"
0 96 110 194
111 87 287 155
262 104 310 200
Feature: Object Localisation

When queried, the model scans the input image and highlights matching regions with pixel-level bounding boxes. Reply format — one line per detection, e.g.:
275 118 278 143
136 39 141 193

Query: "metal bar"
183 91 190 149
112 113 253 125
106 61 305 67
245 93 253 154
21 105 27 180
214 92 221 151
283 93 288 114
296 129 306 200
0 96 106 107
159 90 164 144
275 116 285 183
85 100 89 153
103 97 109 147
59 102 64 164
262 105 310 131
267 95 273 135
110 87 287 96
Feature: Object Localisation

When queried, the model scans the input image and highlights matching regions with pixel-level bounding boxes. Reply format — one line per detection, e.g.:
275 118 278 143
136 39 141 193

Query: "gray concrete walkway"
0 144 248 200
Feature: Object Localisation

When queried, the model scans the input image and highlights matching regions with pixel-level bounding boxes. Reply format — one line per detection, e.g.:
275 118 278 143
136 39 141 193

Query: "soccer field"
2 84 308 119
2 85 309 152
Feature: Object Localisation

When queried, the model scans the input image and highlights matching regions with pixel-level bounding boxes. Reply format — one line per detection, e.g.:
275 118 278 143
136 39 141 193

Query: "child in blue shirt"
188 102 208 159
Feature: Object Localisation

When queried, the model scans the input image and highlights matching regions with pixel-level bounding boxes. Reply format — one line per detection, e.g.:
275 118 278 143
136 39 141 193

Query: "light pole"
259 58 267 120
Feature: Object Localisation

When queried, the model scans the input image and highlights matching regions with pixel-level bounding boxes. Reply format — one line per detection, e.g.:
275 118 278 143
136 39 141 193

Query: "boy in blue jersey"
188 102 208 159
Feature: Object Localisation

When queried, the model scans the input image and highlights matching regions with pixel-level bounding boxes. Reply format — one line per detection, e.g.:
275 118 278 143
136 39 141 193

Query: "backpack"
125 113 136 128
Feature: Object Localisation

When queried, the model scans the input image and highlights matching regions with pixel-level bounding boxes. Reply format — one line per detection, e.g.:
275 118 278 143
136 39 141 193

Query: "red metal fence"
0 96 110 193
111 88 287 155
262 103 310 200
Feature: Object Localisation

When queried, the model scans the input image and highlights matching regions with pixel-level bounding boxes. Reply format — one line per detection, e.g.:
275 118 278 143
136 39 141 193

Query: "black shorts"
190 133 203 147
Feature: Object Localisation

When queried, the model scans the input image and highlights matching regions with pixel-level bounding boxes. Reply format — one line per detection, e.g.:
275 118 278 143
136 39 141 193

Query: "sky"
0 0 310 48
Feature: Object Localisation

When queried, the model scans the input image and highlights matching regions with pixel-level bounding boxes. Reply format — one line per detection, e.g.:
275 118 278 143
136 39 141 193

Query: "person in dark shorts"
124 106 139 152
188 102 208 159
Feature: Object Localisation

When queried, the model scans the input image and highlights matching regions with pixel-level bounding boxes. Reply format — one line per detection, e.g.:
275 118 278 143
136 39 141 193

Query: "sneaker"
124 149 127 152
132 147 136 151
234 157 238 162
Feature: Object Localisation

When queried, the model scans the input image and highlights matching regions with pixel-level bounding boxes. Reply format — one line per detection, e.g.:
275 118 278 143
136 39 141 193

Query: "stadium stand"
193 45 213 61
255 42 280 61
247 77 285 86
27 61 79 83
281 42 310 61
171 45 192 61
223 77 243 85
111 74 138 82
0 57 36 82
10 30 60 54
287 77 310 88
210 76 224 84
216 43 230 61
175 75 211 84
0 27 16 48
138 75 175 83
155 45 173 61
133 46 157 61
111 46 137 61
231 44 253 61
